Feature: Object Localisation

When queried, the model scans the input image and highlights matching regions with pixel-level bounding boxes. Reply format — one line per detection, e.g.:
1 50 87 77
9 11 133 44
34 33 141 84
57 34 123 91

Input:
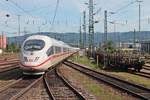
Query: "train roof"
25 35 71 48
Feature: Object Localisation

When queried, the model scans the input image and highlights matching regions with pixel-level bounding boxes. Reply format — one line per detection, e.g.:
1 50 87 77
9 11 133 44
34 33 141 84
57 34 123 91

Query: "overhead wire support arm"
93 8 101 15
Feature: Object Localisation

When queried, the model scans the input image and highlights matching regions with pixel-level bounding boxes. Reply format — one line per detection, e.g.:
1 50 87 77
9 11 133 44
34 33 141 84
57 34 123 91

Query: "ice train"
20 35 76 75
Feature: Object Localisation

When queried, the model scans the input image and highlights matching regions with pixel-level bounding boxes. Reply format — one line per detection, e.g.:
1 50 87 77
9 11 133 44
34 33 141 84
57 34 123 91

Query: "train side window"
59 47 61 53
63 48 67 52
55 46 61 53
46 47 54 56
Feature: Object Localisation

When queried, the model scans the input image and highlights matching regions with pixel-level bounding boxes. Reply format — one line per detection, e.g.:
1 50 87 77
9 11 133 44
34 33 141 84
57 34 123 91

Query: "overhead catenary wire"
27 4 53 13
106 0 138 19
5 0 53 24
95 0 143 33
5 0 54 34
94 0 138 25
6 0 34 17
113 1 136 15
50 0 60 31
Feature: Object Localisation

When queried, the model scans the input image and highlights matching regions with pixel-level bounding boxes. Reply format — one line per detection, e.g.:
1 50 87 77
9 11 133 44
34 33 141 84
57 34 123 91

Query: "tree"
103 40 116 53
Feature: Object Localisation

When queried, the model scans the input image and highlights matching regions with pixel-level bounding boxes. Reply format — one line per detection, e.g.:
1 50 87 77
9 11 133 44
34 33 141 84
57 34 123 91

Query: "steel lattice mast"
83 11 86 48
89 0 94 57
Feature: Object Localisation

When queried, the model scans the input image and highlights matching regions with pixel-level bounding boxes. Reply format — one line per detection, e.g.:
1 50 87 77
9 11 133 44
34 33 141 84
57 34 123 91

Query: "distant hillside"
7 31 150 46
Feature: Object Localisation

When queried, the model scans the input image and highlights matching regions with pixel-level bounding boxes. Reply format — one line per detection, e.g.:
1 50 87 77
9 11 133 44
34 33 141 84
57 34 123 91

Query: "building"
116 42 140 50
0 35 7 49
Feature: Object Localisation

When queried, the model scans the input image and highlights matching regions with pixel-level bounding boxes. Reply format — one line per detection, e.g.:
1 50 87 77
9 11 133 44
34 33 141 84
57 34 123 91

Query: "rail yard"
1 0 150 100
0 51 150 100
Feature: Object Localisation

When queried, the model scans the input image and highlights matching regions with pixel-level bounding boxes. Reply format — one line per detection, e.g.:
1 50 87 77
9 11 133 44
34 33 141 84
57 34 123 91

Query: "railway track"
127 69 150 79
0 70 55 100
0 76 43 100
143 66 150 71
134 65 150 78
0 61 19 66
0 65 20 73
0 64 85 100
0 59 20 73
0 66 22 78
0 58 18 61
0 67 23 90
0 57 18 62
131 71 150 79
64 60 150 100
44 67 86 100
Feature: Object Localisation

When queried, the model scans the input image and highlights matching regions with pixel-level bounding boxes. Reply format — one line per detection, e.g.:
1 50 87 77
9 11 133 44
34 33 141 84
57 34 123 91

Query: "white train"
20 35 75 75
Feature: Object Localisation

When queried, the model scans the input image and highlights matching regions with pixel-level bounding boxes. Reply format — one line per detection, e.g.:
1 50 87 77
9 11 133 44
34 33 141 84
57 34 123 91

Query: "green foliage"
5 43 20 53
70 54 101 69
103 40 116 53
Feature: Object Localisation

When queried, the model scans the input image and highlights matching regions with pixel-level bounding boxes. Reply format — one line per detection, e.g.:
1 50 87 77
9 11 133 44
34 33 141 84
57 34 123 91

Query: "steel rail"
10 76 43 100
64 61 150 100
45 67 86 100
56 67 86 100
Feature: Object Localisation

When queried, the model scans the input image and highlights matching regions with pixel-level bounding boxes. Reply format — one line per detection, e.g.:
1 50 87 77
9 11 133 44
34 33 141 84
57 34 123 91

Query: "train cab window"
46 47 54 56
24 39 45 51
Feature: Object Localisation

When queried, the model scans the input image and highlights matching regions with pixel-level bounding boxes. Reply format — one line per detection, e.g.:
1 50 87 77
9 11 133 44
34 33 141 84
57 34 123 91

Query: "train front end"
20 35 51 75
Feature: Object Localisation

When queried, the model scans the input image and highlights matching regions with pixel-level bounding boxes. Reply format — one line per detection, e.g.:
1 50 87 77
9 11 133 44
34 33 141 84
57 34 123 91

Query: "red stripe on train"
20 52 69 68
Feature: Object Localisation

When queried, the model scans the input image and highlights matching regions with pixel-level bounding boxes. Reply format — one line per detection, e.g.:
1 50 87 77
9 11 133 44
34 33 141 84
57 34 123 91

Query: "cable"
114 1 136 14
108 0 137 17
6 0 34 17
5 0 53 32
50 0 59 31
93 7 101 15
27 4 52 13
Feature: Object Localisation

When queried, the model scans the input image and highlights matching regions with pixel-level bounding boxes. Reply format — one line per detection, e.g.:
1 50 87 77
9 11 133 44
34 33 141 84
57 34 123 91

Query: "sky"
0 0 150 37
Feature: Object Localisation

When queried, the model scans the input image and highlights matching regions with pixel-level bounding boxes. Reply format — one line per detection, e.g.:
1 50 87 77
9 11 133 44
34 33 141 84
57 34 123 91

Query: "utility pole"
137 0 143 32
134 29 136 49
114 22 116 43
136 0 143 54
83 11 86 48
139 2 141 32
89 0 94 58
18 15 21 47
38 26 41 33
110 21 117 46
104 10 108 69
79 20 82 49
24 27 27 35
1 32 4 53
